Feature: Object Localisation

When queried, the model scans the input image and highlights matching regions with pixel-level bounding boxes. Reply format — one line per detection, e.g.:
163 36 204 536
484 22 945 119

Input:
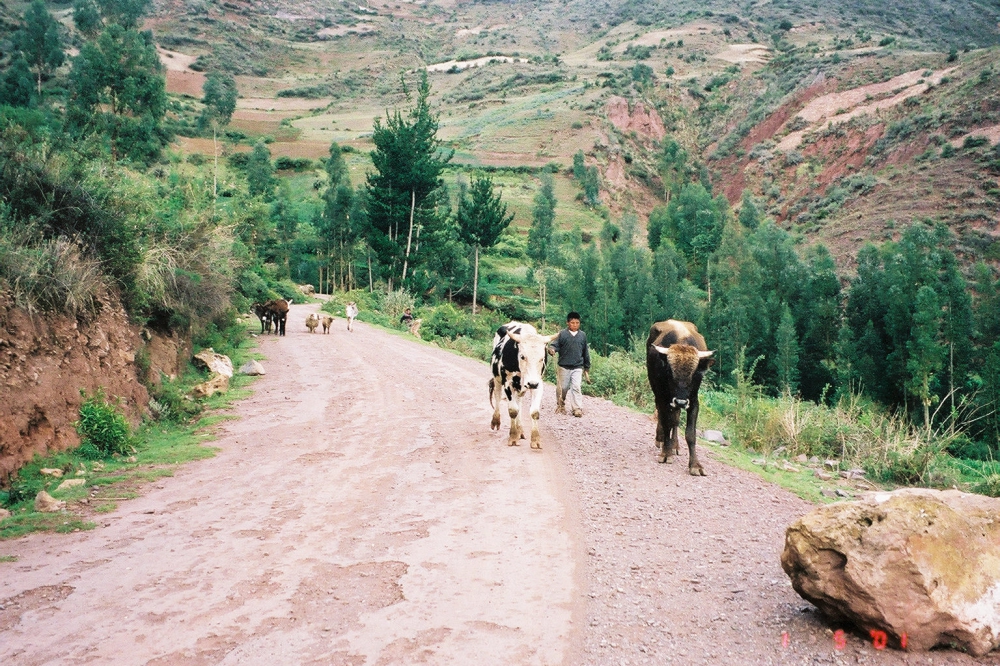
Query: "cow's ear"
652 344 671 356
698 350 716 371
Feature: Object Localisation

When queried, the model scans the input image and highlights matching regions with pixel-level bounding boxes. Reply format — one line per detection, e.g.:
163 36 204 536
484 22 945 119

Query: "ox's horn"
698 350 715 359
653 345 671 355
541 333 558 343
507 331 523 343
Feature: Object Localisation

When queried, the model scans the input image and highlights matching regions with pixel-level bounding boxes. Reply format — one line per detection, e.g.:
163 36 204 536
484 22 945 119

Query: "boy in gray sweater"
549 311 591 417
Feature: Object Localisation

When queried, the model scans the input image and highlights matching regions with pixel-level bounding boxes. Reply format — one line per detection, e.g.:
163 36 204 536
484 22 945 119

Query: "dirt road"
1 303 991 665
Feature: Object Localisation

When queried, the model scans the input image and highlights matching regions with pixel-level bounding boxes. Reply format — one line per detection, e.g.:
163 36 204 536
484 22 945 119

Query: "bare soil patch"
1 304 992 664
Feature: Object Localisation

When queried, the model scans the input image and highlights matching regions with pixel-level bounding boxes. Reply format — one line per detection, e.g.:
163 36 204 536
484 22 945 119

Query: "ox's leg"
657 406 681 464
686 401 706 476
490 378 503 431
508 389 523 446
528 384 544 449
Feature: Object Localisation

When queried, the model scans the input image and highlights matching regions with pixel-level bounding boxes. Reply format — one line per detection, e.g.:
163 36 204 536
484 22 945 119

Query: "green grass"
0 554 18 562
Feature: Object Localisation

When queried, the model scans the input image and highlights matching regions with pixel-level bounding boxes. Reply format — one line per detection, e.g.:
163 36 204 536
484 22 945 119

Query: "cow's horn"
697 350 715 359
653 345 671 355
542 333 558 343
508 331 523 343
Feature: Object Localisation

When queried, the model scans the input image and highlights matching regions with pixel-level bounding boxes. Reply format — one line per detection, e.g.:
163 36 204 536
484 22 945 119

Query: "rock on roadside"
190 374 229 399
239 360 266 376
781 488 1000 656
34 491 66 513
192 349 234 378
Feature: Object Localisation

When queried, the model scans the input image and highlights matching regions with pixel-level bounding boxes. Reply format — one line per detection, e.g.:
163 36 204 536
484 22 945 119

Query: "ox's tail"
488 377 496 409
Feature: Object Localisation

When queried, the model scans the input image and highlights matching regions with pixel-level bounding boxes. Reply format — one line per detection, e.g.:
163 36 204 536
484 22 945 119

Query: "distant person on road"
346 301 359 332
548 311 591 417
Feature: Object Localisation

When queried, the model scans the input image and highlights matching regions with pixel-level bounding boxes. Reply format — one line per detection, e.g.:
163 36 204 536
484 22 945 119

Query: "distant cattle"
252 302 272 334
321 315 333 334
646 320 715 475
489 322 557 449
253 299 290 336
305 313 319 333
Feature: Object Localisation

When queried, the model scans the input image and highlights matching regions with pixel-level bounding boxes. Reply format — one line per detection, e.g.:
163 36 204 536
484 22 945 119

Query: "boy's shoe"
555 405 566 414
572 409 583 417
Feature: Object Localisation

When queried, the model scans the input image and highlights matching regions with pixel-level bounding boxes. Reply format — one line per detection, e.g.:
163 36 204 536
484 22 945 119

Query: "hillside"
79 0 992 268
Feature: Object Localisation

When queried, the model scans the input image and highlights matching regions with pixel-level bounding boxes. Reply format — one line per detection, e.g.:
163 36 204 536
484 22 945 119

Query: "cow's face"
508 331 558 390
652 344 714 408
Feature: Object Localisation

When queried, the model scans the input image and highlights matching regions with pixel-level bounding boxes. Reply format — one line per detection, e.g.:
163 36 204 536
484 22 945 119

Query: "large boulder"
782 488 1000 655
192 348 233 378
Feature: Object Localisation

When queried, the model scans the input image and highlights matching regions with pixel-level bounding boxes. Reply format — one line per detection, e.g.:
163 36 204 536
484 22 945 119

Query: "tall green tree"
95 0 151 28
67 25 166 162
14 1 65 96
365 72 451 288
325 142 349 191
0 56 34 108
456 175 513 314
907 285 944 427
73 0 102 36
270 193 298 278
200 72 238 200
774 304 800 395
527 175 556 266
245 140 276 199
738 190 762 230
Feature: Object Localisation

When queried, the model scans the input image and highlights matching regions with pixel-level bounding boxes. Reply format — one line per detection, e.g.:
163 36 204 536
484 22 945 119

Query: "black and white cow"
489 322 557 449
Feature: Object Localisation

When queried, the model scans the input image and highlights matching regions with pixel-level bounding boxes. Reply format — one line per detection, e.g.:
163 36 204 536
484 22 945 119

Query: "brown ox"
305 313 319 333
321 315 333 334
646 320 714 475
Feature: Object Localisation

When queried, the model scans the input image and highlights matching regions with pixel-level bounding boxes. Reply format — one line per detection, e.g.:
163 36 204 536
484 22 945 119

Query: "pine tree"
456 175 513 314
14 1 65 96
365 72 451 287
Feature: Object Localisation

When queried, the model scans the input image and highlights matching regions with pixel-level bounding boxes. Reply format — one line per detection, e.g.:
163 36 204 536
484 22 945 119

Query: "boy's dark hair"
567 311 581 322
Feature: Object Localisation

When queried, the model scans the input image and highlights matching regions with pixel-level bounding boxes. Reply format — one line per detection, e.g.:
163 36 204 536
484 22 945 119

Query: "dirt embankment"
0 293 153 484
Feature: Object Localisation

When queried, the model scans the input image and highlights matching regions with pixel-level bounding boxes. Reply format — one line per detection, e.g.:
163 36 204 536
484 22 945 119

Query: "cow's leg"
528 384 544 449
658 407 681 464
686 401 705 476
490 378 502 431
508 390 522 446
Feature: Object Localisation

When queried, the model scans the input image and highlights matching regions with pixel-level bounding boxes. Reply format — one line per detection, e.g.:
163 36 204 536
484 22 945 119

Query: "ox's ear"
698 350 716 370
652 344 671 356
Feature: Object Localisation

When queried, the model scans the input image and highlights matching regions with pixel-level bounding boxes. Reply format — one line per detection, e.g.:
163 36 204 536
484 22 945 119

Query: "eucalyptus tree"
67 25 166 162
200 72 238 199
14 1 64 96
